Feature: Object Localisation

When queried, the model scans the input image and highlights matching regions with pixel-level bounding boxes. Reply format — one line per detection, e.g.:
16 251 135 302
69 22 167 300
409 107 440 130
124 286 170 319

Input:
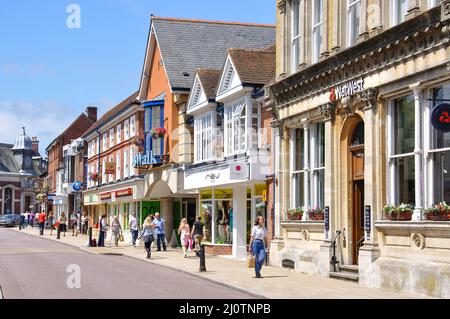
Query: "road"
0 227 256 299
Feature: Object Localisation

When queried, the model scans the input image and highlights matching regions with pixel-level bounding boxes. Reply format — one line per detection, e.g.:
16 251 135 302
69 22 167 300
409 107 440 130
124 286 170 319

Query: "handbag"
246 253 255 268
119 234 124 242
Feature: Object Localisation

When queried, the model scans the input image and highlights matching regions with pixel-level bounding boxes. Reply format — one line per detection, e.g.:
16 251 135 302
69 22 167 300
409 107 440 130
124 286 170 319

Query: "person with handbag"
111 216 122 247
249 215 269 278
98 214 108 247
139 217 156 259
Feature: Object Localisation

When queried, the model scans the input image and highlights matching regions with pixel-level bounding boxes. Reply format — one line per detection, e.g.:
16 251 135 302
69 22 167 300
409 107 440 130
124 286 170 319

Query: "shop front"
185 161 268 258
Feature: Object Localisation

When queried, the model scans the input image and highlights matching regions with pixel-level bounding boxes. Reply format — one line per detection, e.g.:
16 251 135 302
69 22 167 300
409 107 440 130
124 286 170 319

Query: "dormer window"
224 99 246 156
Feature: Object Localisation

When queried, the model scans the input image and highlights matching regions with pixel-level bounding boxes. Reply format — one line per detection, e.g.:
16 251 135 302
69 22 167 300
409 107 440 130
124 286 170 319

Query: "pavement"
9 226 428 299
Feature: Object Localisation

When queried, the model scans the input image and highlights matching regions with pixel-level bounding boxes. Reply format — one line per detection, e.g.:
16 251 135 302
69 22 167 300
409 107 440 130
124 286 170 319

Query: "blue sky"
0 0 275 153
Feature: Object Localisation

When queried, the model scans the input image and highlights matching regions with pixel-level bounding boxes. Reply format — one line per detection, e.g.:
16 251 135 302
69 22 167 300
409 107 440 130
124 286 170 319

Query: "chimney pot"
86 106 98 122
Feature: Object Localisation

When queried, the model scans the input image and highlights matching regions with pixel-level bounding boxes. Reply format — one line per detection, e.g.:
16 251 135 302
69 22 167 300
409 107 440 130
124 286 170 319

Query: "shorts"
59 224 67 232
194 234 204 241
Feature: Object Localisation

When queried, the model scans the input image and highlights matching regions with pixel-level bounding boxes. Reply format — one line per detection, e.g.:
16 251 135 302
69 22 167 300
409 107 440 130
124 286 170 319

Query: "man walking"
37 211 46 236
129 211 139 247
191 216 206 257
19 212 25 230
153 213 166 252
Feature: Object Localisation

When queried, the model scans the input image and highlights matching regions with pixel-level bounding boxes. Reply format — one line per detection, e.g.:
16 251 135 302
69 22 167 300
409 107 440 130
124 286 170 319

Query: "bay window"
312 0 323 63
392 0 407 26
291 0 301 73
224 100 246 155
195 112 213 162
124 119 130 140
144 101 165 161
348 0 361 47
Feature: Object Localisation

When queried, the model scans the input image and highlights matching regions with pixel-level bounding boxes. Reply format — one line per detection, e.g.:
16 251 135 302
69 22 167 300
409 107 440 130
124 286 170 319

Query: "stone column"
175 94 192 165
358 0 369 39
302 120 310 220
232 185 247 259
161 197 174 244
299 0 307 68
331 0 340 52
320 0 330 59
367 0 384 35
412 86 424 220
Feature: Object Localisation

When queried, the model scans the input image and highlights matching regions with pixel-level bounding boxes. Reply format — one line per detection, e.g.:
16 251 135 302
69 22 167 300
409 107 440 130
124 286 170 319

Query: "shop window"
348 0 361 47
312 0 323 63
291 0 301 73
215 200 233 245
200 201 213 243
430 85 450 204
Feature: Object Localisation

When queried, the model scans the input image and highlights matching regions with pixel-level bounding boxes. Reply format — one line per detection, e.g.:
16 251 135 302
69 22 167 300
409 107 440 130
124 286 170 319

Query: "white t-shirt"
129 217 138 230
251 225 268 240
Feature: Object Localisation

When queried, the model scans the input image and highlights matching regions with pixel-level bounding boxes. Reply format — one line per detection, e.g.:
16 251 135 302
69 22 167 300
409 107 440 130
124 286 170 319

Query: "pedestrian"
152 212 166 252
129 211 140 247
110 216 122 247
191 216 206 257
58 212 67 237
19 212 25 230
48 211 54 236
29 211 35 228
139 217 156 259
24 211 29 228
178 218 190 258
69 211 77 236
249 215 269 279
98 214 108 247
81 212 88 235
37 211 46 236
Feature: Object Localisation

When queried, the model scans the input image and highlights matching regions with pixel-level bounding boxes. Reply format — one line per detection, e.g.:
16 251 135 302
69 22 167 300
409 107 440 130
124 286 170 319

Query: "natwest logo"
330 79 365 102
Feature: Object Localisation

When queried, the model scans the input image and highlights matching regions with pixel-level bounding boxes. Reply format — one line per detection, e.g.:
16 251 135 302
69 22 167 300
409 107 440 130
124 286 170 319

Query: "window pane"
292 0 299 37
432 85 450 149
215 200 232 245
396 156 415 205
315 123 325 168
394 95 415 154
433 152 450 204
317 169 325 209
200 201 212 242
295 129 304 170
293 172 305 208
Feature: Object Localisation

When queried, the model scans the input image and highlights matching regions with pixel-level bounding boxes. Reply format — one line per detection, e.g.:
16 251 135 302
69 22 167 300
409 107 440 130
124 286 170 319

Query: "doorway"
349 121 365 264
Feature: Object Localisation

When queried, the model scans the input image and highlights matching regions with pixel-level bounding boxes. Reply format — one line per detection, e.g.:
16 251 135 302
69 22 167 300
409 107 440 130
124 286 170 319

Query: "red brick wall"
204 244 232 256
14 202 20 213
266 179 275 242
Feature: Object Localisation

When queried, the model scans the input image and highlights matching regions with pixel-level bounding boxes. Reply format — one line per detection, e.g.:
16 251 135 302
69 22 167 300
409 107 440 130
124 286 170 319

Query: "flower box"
383 203 414 221
286 209 303 221
308 208 324 221
151 127 167 138
425 212 450 221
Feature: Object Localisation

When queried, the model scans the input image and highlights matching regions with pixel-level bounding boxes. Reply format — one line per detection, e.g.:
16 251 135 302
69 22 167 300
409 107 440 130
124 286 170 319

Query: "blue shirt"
153 218 165 235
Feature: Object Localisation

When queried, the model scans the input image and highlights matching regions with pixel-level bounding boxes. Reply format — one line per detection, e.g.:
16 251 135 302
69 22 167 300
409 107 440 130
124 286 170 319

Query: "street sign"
262 190 267 202
324 206 330 240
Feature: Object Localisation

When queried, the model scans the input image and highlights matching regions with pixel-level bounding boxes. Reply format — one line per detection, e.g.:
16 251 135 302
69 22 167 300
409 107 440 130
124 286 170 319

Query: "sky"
0 0 275 155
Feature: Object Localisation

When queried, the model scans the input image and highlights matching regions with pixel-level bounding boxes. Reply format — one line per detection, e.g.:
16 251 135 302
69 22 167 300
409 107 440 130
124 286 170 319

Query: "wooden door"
352 180 364 264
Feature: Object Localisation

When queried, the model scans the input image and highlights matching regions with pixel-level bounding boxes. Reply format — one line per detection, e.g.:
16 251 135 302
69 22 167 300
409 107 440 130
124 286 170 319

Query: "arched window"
351 121 365 146
4 188 13 214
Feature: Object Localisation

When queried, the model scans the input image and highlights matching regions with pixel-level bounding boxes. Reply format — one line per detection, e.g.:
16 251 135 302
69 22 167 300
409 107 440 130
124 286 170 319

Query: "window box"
308 208 324 221
425 202 450 221
287 208 303 221
383 203 414 221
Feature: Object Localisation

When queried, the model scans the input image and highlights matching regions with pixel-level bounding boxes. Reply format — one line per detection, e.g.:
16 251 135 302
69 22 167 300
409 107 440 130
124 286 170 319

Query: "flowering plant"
286 207 303 220
36 193 46 202
424 202 450 221
151 127 167 137
383 203 414 220
89 172 100 181
308 207 324 220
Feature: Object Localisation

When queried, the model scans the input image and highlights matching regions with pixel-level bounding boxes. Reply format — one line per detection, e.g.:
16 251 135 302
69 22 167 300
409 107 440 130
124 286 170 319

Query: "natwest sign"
115 188 133 198
330 79 365 102
100 192 111 200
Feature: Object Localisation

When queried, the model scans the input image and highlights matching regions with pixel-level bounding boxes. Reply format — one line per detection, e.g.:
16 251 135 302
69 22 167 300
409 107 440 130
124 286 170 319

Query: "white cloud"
0 100 78 155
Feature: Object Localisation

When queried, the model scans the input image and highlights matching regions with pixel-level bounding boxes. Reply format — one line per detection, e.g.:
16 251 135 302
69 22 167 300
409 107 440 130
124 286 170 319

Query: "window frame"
144 101 165 161
291 0 301 73
312 0 323 64
194 112 214 163
392 0 408 26
224 98 247 156
116 124 122 144
347 0 361 47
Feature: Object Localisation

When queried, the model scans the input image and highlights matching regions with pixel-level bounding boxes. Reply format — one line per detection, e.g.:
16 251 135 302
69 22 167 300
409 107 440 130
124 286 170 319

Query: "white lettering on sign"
330 79 365 102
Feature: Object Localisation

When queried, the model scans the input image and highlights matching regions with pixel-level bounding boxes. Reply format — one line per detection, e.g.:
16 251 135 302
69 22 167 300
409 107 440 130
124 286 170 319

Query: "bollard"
199 244 206 272
56 225 61 240
88 227 93 247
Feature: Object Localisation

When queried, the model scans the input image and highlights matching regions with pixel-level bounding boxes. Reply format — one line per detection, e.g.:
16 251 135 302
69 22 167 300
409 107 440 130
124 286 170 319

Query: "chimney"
86 106 98 122
31 137 39 156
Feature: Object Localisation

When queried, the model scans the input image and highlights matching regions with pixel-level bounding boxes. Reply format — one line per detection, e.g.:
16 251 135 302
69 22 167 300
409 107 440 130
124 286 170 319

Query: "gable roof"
197 69 221 100
83 91 139 138
227 46 276 86
145 17 275 92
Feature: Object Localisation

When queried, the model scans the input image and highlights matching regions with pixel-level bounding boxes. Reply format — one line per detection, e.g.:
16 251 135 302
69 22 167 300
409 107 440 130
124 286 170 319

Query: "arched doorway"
349 121 365 264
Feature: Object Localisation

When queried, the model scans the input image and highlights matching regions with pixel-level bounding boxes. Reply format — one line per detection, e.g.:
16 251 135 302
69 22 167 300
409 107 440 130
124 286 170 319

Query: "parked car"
0 214 20 227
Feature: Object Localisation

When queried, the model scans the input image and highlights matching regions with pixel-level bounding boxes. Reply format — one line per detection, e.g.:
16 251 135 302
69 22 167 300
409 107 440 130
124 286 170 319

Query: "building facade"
268 0 450 297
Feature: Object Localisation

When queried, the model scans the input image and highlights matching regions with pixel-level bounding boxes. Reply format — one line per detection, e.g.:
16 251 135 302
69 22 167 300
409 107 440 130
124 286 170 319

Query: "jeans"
156 233 166 251
131 230 139 246
39 222 45 235
98 231 105 247
144 241 152 258
252 239 265 277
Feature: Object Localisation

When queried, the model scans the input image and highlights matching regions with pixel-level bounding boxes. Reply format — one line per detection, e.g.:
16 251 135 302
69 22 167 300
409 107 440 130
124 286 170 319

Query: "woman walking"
98 214 108 247
81 212 88 235
249 215 268 278
139 217 155 259
178 218 190 258
111 216 122 247
58 212 67 237
48 211 54 236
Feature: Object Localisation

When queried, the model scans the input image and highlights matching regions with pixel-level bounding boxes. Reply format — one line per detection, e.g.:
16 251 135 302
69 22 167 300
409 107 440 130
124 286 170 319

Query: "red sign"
100 192 111 200
115 188 133 198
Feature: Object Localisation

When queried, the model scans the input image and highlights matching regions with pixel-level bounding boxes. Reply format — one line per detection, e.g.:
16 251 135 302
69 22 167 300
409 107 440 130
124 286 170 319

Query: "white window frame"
116 152 121 181
130 115 136 137
392 0 408 26
108 156 114 183
109 128 115 148
124 119 130 140
224 99 247 156
429 0 439 7
124 149 130 178
194 112 214 163
347 0 361 47
102 158 106 185
116 124 122 144
103 133 108 151
291 0 301 73
130 147 135 177
312 0 323 63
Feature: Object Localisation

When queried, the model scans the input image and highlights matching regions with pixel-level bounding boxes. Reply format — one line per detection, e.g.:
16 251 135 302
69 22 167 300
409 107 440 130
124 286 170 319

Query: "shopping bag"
119 234 124 242
246 254 255 268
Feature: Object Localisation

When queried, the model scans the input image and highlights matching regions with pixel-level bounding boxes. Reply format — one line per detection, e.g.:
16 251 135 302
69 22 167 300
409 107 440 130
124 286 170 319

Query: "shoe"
156 249 161 251
256 274 262 278
184 254 187 258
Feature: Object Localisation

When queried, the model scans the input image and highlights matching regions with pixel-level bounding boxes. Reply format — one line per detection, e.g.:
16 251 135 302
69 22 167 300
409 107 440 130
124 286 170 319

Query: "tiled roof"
197 69 221 99
228 46 276 86
83 91 139 137
151 16 275 90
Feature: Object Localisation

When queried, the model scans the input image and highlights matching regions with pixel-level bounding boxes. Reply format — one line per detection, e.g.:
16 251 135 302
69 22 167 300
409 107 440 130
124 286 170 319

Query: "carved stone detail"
358 88 379 111
302 229 310 241
277 0 287 15
442 0 450 21
411 233 426 250
319 102 336 119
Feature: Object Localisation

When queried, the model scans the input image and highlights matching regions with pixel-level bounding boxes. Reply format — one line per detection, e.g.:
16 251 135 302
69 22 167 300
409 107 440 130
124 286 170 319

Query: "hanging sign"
229 162 248 180
330 78 365 102
115 188 133 198
431 103 450 132
105 162 115 175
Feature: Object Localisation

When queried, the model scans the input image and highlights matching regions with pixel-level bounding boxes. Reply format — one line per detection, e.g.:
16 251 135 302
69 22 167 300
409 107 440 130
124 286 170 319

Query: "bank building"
267 0 450 298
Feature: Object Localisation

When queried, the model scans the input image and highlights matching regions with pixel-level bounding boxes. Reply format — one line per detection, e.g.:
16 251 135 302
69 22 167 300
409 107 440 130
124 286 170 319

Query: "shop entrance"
349 121 365 264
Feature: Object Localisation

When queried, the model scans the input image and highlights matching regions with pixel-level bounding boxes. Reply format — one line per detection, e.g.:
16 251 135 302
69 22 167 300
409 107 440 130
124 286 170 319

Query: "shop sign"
262 190 267 202
105 161 115 175
229 162 248 180
365 205 371 240
329 78 365 102
431 103 450 132
133 150 158 167
100 192 111 200
115 188 133 198
72 181 82 191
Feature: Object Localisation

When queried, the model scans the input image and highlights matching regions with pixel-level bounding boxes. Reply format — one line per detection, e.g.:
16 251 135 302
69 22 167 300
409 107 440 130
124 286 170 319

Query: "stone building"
0 128 47 215
267 0 450 298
